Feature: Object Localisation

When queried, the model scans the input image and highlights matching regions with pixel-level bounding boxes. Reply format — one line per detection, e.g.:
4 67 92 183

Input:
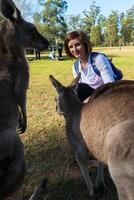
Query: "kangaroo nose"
44 39 49 49
40 35 49 50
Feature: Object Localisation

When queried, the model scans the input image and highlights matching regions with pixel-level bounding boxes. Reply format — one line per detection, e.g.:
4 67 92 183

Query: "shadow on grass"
46 168 117 200
23 125 117 200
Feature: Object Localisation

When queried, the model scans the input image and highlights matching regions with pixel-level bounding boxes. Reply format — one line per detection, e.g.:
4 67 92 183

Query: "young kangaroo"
0 0 49 199
50 74 134 200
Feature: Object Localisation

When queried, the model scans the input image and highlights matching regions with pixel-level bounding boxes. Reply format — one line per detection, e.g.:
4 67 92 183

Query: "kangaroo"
50 74 134 200
0 0 49 199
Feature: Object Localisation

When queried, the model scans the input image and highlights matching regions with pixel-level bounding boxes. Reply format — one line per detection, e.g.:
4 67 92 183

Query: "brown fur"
50 75 134 200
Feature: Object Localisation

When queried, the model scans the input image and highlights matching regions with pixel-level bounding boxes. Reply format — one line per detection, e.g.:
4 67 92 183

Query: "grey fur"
0 0 49 199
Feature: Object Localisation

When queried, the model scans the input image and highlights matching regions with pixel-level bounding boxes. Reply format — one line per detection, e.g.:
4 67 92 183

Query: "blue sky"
66 0 134 16
32 0 134 17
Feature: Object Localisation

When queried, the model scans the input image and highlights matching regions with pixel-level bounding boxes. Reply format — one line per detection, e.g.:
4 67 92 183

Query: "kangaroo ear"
49 75 65 94
0 0 21 22
70 73 81 88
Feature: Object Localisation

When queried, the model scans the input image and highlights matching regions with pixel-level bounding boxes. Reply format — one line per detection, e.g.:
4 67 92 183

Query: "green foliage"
126 5 134 27
83 1 101 36
66 14 83 31
120 7 134 45
131 30 134 44
33 0 134 47
41 0 68 44
90 25 103 46
104 11 119 46
83 1 101 26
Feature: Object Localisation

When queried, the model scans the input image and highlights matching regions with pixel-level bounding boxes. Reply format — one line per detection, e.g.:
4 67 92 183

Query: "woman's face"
68 38 86 59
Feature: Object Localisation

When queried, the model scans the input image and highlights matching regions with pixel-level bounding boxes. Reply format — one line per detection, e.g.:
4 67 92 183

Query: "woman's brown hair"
64 30 92 58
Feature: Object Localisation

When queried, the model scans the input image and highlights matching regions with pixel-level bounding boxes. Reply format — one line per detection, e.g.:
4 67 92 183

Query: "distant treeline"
33 0 134 47
1 0 134 47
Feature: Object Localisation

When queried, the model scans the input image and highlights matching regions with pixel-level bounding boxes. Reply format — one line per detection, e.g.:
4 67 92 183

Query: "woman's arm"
95 54 115 83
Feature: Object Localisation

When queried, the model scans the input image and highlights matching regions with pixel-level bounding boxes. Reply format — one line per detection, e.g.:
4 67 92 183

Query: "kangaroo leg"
106 120 134 200
125 181 134 200
14 76 28 134
75 154 94 199
109 161 128 200
95 162 105 187
87 160 105 198
109 159 134 200
17 93 27 134
94 162 105 198
126 181 134 200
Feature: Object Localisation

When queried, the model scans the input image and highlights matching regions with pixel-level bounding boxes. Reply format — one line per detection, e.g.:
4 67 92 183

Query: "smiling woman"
64 30 115 102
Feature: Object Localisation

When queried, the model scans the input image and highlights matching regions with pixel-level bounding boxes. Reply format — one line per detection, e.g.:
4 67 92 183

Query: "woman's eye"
69 45 73 49
76 43 81 47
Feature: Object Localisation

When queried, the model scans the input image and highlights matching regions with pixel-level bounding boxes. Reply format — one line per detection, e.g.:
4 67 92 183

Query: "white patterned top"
72 53 115 89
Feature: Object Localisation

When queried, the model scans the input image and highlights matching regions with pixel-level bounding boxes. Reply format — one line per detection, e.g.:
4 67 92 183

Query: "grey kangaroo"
0 0 49 199
50 74 134 200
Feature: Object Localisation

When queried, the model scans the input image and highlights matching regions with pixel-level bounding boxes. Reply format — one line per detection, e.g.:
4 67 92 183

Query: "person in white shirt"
49 50 56 60
64 30 115 102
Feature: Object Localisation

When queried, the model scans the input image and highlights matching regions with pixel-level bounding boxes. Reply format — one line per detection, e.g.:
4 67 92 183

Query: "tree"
104 11 119 46
35 0 134 47
120 6 134 46
66 14 83 31
131 30 134 44
126 5 134 29
120 16 130 45
125 6 134 44
83 1 101 36
90 25 103 46
95 14 106 46
41 0 68 45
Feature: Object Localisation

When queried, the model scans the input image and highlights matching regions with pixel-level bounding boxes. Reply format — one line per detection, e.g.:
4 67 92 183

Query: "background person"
64 30 115 102
49 50 56 60
57 42 64 60
35 49 41 60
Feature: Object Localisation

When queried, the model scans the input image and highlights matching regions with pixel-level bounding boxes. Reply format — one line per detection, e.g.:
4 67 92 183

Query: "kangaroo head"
49 74 81 116
0 0 49 50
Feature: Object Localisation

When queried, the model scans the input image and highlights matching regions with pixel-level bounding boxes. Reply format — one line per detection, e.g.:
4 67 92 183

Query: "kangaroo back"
50 75 134 200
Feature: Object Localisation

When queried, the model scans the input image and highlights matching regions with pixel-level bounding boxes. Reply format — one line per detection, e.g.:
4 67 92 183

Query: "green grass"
22 46 134 199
